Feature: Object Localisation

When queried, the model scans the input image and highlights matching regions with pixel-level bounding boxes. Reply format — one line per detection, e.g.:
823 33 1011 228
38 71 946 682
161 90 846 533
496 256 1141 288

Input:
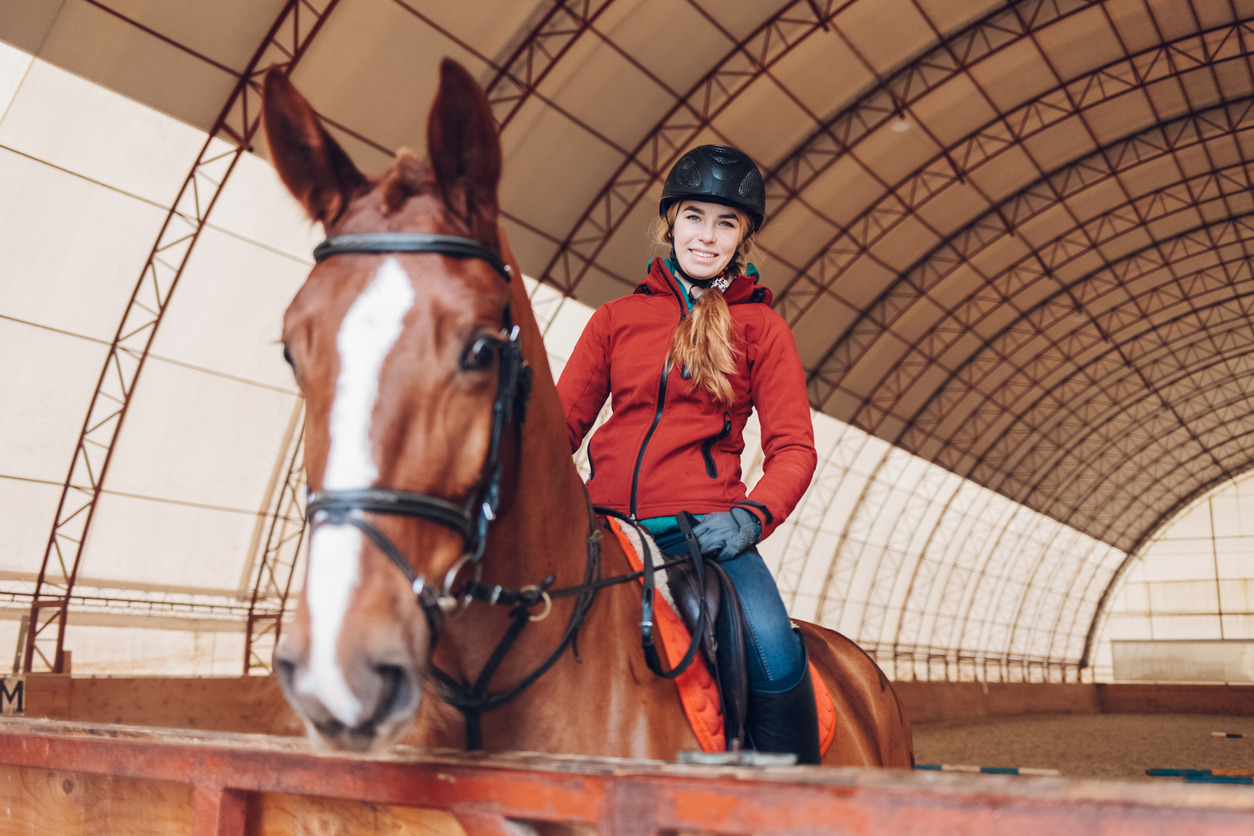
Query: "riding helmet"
659 145 765 232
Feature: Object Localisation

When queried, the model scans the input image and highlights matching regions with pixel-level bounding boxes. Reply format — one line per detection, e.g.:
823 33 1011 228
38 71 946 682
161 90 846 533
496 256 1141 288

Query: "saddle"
664 513 751 750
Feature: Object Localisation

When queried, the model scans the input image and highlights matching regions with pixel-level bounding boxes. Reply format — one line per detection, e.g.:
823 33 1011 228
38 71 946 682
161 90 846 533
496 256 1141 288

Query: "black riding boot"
746 650 822 765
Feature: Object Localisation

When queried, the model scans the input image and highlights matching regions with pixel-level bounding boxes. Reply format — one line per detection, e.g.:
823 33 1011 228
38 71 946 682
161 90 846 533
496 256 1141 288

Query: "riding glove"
692 507 762 561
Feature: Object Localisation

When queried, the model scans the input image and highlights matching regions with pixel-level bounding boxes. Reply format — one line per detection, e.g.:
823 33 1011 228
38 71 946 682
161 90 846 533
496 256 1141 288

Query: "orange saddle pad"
604 517 836 756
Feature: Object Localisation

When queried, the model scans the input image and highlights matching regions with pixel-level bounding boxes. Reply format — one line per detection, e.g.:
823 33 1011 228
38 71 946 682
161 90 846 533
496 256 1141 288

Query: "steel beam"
24 0 342 674
484 0 618 129
243 412 307 675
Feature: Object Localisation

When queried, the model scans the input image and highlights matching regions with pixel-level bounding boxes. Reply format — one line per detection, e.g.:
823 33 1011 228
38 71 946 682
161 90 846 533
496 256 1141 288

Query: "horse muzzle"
274 637 423 752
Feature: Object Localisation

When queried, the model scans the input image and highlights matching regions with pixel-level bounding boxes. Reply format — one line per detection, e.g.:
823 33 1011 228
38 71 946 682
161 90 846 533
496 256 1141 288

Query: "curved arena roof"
2 0 1253 681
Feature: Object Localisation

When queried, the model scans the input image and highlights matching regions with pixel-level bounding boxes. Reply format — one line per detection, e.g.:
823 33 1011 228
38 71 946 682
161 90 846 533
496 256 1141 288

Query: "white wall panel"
80 494 257 591
0 41 31 117
209 152 323 260
0 149 169 340
0 59 203 207
59 623 245 676
0 321 107 481
1093 469 1254 680
0 479 61 572
103 361 297 510
149 226 307 390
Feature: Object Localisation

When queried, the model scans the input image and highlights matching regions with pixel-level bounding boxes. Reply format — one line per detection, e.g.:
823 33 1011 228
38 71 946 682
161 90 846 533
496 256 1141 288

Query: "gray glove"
692 507 762 561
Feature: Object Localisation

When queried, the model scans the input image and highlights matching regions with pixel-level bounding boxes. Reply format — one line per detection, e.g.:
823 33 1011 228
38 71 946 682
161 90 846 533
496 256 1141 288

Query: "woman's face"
671 201 744 280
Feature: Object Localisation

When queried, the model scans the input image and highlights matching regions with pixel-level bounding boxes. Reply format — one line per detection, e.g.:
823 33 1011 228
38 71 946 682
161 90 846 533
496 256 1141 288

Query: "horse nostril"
275 657 297 693
372 665 413 723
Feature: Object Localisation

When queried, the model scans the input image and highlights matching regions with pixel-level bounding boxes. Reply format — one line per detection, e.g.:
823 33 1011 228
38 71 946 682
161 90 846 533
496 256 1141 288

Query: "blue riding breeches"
649 522 807 693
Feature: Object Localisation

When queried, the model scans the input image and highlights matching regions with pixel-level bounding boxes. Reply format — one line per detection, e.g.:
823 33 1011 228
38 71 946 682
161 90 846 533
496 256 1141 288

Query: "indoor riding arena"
3 0 1254 833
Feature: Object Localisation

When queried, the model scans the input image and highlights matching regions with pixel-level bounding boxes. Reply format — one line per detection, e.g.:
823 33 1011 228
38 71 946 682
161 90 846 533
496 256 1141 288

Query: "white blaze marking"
299 258 414 727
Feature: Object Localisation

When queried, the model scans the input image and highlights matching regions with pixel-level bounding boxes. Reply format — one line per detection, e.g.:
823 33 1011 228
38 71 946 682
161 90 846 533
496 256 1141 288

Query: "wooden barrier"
1 718 1253 836
13 676 1254 737
1097 683 1254 715
893 681 1101 723
15 674 302 735
889 682 1254 723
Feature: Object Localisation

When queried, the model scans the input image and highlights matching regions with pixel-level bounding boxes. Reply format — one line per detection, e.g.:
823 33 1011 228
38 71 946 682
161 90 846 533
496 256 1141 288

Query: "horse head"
264 60 523 751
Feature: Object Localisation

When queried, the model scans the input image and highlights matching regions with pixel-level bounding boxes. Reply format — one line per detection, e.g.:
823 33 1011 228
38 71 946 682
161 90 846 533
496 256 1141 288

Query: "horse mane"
380 148 434 216
379 147 497 248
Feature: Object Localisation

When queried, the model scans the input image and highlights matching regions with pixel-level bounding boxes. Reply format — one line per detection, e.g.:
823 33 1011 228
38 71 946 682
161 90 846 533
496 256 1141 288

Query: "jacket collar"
636 257 773 306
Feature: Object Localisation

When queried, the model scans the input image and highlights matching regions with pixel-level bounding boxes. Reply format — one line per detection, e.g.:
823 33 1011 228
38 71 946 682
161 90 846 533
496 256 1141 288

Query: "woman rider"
557 145 820 763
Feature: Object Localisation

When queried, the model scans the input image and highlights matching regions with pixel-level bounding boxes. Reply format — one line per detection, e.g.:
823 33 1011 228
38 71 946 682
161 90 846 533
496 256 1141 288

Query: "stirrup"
676 749 798 767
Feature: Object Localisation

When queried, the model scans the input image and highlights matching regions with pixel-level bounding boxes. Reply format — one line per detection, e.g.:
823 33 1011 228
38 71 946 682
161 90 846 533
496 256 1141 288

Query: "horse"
265 58 914 768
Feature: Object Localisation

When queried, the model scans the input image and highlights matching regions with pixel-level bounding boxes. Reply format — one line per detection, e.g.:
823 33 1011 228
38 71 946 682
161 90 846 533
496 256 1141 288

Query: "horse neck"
433 265 593 662
489 293 591 588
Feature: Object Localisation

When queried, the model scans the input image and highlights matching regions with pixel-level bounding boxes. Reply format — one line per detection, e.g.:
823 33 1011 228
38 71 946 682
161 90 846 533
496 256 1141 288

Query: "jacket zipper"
629 270 688 518
701 413 733 478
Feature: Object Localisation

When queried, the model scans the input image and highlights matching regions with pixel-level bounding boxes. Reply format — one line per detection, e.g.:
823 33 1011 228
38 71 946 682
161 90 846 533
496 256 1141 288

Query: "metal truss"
896 212 1254 553
243 412 307 675
795 87 1254 551
23 0 342 674
775 424 876 611
484 0 617 129
538 0 850 294
1 578 251 627
811 95 1254 416
770 18 1254 326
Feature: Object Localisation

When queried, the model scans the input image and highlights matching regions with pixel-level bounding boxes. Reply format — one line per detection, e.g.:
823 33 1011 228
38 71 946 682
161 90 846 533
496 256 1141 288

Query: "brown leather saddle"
664 511 751 751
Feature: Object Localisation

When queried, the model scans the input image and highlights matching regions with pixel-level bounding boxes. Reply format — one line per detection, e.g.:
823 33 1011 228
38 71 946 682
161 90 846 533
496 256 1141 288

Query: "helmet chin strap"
669 247 732 292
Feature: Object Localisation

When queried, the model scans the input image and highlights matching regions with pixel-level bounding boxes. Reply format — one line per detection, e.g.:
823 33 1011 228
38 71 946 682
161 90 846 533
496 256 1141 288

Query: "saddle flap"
666 559 751 750
665 560 720 650
706 561 749 748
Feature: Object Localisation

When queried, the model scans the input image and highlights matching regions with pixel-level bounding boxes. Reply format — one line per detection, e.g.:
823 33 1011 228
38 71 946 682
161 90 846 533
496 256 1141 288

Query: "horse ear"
263 68 367 226
427 58 501 245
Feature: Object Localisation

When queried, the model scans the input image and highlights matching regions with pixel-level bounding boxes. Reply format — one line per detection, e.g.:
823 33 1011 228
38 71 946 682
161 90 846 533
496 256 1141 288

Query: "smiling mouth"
689 249 720 259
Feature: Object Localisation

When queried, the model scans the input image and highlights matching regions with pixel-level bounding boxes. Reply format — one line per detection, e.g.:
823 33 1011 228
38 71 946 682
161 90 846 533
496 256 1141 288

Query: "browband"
313 233 512 282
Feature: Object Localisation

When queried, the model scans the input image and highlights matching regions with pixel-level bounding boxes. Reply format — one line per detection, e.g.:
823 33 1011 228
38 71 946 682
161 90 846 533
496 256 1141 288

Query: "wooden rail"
1 718 1253 835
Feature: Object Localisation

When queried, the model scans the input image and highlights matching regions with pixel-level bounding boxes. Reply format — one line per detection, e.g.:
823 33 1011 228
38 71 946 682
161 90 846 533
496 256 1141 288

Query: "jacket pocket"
701 413 733 479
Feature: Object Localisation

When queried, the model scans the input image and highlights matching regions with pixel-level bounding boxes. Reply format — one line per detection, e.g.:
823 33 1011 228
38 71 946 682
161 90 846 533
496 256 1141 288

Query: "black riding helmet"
659 145 765 232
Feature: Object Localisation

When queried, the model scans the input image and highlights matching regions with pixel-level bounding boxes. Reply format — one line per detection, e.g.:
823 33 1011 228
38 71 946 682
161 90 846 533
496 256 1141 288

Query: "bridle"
305 232 533 630
299 232 708 749
301 231 603 749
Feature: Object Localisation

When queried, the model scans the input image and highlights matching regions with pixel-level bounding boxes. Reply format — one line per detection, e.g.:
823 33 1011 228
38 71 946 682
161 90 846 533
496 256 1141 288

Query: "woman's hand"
692 508 762 561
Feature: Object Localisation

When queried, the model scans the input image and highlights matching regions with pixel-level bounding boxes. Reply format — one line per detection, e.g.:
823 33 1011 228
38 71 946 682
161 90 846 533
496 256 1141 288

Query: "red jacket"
557 258 816 539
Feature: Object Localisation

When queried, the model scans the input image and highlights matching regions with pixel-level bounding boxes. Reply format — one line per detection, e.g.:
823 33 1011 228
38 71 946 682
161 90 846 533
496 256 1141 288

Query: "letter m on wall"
1 677 24 714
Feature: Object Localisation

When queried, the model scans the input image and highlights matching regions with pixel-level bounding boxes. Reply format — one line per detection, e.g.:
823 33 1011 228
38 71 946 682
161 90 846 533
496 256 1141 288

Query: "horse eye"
282 343 295 369
460 334 497 372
